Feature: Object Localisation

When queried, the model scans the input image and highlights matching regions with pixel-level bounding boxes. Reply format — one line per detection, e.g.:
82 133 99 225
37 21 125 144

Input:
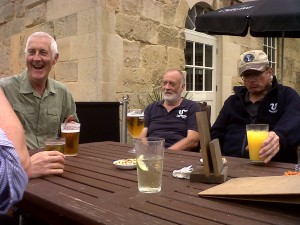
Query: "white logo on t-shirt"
176 109 188 119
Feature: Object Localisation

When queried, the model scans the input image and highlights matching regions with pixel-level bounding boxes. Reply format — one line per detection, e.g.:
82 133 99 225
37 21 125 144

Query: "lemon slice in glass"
136 155 148 171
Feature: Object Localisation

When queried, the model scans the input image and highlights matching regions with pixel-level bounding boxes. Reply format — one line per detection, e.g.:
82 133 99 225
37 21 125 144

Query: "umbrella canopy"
195 0 300 37
195 0 300 79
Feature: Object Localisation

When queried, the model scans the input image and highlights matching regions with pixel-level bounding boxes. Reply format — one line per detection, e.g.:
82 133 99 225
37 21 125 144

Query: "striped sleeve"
0 128 28 215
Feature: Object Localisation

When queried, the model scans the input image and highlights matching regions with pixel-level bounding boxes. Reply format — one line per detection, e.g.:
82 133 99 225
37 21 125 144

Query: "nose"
32 52 42 60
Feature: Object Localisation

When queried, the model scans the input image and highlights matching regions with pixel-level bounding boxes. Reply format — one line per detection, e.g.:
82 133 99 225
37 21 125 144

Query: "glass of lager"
127 109 144 153
44 137 66 153
61 122 80 156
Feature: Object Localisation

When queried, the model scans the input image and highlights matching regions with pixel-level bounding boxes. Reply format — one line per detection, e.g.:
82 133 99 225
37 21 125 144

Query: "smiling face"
161 70 185 104
25 35 58 83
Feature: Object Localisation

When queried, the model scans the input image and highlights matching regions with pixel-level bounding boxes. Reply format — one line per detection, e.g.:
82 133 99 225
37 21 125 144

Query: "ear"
52 53 59 65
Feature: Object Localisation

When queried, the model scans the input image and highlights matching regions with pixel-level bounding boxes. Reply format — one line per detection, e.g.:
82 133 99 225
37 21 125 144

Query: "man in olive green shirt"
0 32 77 179
0 71 77 150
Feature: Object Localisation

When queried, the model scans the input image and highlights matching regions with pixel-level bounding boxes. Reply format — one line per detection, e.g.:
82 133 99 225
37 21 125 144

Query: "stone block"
77 8 96 35
47 0 103 21
78 58 98 84
101 82 117 101
157 25 179 48
123 40 140 67
96 6 116 34
0 3 14 24
163 5 176 26
116 67 147 93
55 61 78 82
116 13 156 43
142 0 163 23
25 3 46 28
167 47 184 69
175 0 189 28
141 45 167 70
53 14 77 39
24 0 47 9
70 33 97 60
120 0 142 16
64 82 98 102
56 37 71 61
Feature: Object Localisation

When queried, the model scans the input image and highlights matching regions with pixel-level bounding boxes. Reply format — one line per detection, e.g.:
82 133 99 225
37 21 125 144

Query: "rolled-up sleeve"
0 129 28 215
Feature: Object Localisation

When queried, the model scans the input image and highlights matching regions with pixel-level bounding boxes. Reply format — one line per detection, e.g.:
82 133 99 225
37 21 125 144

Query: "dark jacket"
211 77 300 163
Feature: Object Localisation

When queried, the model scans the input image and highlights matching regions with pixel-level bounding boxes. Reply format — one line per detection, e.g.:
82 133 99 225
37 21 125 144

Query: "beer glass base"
128 148 136 154
65 154 78 157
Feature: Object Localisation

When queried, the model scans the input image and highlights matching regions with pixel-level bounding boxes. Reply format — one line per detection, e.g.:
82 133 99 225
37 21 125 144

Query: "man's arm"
168 130 200 151
138 127 148 139
0 88 31 172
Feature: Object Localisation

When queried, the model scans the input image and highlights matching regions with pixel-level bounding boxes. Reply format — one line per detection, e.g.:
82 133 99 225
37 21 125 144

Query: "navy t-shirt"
144 99 200 148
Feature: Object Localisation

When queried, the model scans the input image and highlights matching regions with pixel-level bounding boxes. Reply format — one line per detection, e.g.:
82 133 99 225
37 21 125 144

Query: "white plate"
113 159 136 170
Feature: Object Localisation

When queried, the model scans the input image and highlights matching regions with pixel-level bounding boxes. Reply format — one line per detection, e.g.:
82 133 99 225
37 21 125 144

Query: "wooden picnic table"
17 141 300 225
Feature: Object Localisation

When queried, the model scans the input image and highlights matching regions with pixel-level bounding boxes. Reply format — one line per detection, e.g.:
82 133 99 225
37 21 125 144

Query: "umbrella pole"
280 32 285 83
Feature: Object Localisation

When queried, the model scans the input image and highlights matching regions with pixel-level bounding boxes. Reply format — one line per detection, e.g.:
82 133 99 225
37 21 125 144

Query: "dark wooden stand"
190 111 228 183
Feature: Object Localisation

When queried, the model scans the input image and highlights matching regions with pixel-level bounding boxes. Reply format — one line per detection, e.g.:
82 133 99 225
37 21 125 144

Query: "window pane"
205 45 213 67
205 69 212 91
195 43 203 66
185 67 193 91
195 68 203 91
185 41 193 65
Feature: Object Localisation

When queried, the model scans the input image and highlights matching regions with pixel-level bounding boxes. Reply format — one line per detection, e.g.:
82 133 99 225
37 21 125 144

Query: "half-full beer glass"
61 122 80 156
127 109 144 153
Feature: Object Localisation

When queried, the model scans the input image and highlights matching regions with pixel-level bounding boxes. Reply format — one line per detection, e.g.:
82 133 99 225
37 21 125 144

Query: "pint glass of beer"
61 122 80 156
127 109 144 153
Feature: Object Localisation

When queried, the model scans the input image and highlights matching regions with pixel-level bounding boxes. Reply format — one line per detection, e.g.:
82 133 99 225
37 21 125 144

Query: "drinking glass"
127 109 144 153
246 124 269 163
61 122 81 156
134 137 165 193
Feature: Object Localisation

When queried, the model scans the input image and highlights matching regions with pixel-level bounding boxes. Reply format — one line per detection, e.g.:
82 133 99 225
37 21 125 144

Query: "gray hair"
24 32 58 60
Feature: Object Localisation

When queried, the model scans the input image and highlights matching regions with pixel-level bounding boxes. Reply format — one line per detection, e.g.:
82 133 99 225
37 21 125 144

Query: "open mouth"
33 65 44 70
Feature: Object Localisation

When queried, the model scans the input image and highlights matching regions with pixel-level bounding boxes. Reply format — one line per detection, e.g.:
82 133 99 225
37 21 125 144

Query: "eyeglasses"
241 70 267 80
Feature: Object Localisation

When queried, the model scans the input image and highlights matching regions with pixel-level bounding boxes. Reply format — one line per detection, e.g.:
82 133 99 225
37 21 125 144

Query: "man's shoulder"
48 78 68 91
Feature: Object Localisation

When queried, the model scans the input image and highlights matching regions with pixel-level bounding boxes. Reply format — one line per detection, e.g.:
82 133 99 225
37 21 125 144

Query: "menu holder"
190 111 228 184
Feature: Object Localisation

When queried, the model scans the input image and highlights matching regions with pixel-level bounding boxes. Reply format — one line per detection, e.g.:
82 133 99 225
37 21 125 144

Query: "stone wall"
1 0 299 110
0 0 188 108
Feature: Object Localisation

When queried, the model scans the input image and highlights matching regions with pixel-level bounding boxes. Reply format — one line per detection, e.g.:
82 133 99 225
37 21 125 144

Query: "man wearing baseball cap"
211 50 300 163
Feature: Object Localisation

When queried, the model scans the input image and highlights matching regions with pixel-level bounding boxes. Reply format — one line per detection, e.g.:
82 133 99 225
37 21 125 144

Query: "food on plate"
283 170 300 176
114 158 136 166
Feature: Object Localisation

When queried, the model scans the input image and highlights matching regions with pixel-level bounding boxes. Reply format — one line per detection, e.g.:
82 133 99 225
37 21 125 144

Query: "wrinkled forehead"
163 71 182 83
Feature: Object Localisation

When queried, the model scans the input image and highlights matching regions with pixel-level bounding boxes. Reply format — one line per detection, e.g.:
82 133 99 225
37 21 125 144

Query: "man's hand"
27 151 65 179
259 131 280 163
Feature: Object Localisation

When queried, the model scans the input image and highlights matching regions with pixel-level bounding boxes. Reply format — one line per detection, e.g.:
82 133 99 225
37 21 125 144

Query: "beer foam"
61 129 80 133
127 113 144 117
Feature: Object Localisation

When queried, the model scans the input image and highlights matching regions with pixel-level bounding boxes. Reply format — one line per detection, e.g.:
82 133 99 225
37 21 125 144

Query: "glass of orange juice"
246 124 269 163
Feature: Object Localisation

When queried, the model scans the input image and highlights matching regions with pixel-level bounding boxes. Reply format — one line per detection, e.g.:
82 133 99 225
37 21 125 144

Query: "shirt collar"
19 71 56 95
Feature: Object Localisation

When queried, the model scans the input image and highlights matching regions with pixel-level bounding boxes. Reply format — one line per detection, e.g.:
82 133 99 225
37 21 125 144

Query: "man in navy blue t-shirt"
139 69 200 151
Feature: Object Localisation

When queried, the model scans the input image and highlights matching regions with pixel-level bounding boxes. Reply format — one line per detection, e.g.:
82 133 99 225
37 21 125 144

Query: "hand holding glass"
127 109 144 153
246 124 269 163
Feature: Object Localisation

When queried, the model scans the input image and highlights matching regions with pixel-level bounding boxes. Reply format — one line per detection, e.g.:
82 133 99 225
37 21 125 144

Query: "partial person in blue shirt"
0 89 30 215
139 69 200 151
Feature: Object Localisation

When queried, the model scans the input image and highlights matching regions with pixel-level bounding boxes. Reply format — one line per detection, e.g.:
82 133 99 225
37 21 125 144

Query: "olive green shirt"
0 71 78 150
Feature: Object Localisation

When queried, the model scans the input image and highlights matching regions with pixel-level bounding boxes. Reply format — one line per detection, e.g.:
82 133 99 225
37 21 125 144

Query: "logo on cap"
243 54 255 63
